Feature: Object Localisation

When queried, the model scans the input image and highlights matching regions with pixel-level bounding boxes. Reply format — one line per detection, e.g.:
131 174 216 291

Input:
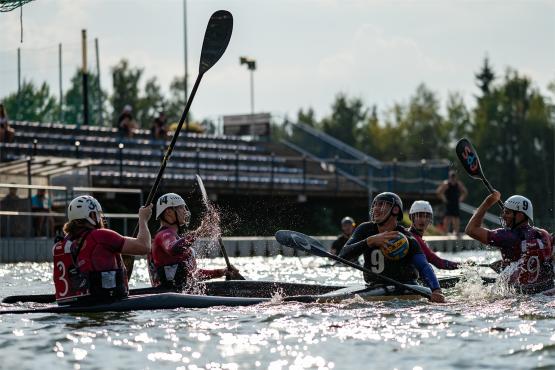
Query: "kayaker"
330 216 356 256
53 196 153 305
340 192 445 303
148 193 241 291
408 200 462 270
465 191 554 294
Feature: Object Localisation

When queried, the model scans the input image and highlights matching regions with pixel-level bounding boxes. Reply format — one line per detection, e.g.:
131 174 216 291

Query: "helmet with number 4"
68 195 103 225
156 193 189 220
504 195 533 221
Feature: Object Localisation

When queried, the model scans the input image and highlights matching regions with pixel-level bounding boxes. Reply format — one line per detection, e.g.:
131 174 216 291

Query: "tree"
472 69 554 224
297 107 317 127
475 57 495 95
2 80 58 122
165 76 187 124
320 94 367 147
136 77 165 129
110 59 143 126
64 68 107 126
445 92 472 148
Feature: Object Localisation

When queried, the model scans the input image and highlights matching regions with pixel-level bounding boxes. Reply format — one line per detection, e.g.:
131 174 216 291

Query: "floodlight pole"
183 0 189 131
81 29 89 127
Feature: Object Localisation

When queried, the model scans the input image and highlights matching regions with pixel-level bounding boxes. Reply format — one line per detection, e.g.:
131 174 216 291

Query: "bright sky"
0 0 553 122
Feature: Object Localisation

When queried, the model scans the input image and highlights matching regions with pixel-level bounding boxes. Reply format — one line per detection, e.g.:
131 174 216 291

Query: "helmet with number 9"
504 195 533 221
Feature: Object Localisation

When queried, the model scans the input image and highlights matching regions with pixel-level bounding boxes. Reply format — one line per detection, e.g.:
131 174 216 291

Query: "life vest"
148 228 197 290
508 227 554 293
52 231 128 305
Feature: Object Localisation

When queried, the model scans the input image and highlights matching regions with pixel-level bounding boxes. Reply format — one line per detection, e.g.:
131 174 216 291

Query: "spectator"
0 185 25 237
436 170 468 236
151 111 167 140
117 105 138 138
31 188 55 237
0 103 15 143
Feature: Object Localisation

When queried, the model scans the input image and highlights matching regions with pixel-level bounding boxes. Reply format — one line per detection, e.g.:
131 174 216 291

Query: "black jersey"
339 222 423 284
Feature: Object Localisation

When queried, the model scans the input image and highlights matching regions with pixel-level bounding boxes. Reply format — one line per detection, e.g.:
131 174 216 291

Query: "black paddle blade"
275 230 329 257
455 138 484 180
199 10 233 74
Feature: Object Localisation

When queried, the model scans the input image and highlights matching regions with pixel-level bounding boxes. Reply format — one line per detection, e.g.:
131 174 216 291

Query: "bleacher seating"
1 121 335 194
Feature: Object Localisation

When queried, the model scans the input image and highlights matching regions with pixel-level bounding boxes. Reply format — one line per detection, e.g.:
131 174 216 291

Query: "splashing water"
192 199 223 257
454 263 516 301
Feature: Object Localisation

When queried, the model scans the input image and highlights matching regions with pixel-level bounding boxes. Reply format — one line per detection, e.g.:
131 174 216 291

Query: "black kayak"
2 280 343 304
0 280 438 314
0 293 268 314
1 278 498 314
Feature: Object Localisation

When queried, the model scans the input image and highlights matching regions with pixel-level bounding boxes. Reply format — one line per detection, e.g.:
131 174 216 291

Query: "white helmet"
504 195 533 221
409 200 433 217
156 193 187 220
68 195 103 225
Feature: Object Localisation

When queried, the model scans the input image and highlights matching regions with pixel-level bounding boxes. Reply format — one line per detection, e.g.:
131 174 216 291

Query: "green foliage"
1 80 58 122
470 68 554 222
136 77 165 129
110 59 143 125
321 94 367 147
165 76 188 124
297 59 553 225
63 69 107 126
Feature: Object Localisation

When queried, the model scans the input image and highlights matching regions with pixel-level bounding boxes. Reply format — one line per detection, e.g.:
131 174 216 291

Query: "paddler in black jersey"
339 192 445 303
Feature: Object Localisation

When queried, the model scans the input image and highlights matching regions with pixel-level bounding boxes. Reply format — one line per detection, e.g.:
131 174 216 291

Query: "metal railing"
280 121 450 194
0 183 142 238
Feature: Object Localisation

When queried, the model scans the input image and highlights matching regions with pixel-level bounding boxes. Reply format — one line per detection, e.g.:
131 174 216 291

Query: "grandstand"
0 118 450 235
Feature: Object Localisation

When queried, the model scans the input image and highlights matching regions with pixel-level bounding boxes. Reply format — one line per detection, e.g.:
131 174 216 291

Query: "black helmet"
370 192 404 222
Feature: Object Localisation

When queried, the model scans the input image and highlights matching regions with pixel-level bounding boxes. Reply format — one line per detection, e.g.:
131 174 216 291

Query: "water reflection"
0 254 555 370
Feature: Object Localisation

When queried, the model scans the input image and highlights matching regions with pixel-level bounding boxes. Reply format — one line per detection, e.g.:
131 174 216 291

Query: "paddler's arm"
419 238 459 270
412 253 445 303
465 191 501 244
339 225 369 261
122 204 153 255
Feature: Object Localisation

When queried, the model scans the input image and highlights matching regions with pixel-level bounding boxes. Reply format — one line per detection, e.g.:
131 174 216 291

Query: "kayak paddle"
124 10 234 278
275 230 432 300
455 138 504 210
195 174 246 280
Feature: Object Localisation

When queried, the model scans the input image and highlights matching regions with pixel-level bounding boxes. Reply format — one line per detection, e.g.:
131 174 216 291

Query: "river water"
1 250 555 370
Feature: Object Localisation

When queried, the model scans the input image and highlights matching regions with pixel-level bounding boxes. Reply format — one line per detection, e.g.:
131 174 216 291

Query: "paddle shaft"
218 237 232 267
479 175 505 210
137 74 203 233
218 237 246 280
124 74 204 277
322 249 432 299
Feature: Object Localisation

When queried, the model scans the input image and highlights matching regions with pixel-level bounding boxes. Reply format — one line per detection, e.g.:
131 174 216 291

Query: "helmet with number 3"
504 195 533 221
68 195 103 225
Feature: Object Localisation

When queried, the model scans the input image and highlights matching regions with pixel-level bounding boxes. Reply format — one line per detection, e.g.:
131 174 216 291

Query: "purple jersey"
487 225 553 293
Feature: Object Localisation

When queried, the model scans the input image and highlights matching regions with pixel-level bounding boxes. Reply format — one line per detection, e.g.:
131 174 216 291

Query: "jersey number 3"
56 261 69 297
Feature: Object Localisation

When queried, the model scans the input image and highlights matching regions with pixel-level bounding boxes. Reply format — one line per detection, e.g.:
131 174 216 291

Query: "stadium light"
239 56 256 115
74 140 80 158
118 143 124 183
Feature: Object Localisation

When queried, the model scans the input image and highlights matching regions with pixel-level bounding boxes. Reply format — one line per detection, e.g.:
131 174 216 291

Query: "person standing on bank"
148 193 242 291
339 192 445 303
436 170 468 236
53 196 153 305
